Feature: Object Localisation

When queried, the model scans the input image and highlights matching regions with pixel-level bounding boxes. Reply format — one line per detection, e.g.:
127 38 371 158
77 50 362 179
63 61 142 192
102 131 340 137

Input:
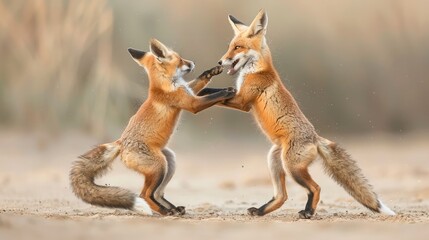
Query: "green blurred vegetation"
1 0 428 138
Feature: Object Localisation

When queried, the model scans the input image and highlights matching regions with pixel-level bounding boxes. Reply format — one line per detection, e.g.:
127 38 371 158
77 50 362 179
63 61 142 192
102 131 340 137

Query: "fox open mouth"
226 59 240 75
226 58 250 75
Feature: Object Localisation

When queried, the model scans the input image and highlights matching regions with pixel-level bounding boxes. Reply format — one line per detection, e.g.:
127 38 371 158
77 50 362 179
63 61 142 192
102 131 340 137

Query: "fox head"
128 38 195 89
218 9 269 75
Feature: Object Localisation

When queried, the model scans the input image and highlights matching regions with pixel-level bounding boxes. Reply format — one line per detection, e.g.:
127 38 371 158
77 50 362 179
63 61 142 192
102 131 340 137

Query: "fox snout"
188 61 195 71
218 56 235 67
218 55 243 75
218 58 231 66
181 60 195 73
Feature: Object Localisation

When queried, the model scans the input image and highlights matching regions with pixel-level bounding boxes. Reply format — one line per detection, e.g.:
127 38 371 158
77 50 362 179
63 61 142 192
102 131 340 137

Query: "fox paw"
247 207 263 216
226 87 236 92
199 66 223 79
298 210 314 219
171 206 186 216
159 208 175 216
223 88 236 99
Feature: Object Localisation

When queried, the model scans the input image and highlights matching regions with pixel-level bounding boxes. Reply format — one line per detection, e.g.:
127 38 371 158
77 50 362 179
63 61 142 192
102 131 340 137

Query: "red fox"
70 38 235 215
203 10 395 218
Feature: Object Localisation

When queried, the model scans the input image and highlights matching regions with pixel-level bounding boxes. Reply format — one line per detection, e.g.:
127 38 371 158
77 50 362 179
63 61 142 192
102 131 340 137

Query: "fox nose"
218 60 222 65
189 61 195 71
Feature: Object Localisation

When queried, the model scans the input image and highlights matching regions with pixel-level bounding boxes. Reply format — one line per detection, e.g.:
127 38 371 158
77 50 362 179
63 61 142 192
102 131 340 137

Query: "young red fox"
202 10 395 218
70 38 235 215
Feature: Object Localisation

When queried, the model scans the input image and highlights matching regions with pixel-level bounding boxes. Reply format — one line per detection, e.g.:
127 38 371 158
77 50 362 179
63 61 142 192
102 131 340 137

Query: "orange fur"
214 10 394 217
70 39 235 215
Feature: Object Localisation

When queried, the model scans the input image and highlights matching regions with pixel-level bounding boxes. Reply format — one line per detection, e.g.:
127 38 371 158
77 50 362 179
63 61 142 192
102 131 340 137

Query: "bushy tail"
317 137 395 215
70 142 151 214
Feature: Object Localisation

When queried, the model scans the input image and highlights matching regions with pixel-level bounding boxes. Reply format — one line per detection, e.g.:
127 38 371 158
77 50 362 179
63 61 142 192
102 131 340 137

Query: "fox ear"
149 38 171 61
128 48 146 60
128 48 147 67
228 15 248 35
246 9 268 37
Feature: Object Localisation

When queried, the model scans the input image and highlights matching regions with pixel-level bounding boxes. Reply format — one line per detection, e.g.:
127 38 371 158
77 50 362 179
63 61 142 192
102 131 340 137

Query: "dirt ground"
1 130 428 239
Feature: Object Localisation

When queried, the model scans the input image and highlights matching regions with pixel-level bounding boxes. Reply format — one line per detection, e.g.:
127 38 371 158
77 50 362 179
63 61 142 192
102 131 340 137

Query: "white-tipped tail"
133 197 153 215
378 200 396 215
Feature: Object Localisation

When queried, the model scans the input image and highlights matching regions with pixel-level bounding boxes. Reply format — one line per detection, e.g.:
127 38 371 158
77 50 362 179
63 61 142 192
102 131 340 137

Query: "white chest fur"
235 50 259 93
236 71 245 93
174 77 194 96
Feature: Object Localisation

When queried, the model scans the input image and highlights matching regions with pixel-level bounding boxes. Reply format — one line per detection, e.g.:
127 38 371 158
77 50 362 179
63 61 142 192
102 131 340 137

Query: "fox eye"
234 45 243 50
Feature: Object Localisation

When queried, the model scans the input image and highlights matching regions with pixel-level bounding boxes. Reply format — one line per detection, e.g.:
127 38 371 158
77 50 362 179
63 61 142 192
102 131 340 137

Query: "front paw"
226 87 236 92
224 87 236 99
199 66 224 79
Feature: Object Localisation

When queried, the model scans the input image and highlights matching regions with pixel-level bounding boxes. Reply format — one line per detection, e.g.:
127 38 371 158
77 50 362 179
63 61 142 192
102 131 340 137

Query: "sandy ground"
1 130 429 239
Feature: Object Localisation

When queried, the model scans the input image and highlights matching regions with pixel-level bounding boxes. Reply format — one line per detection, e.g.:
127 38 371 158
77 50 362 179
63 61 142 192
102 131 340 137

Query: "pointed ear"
128 48 147 60
149 38 171 61
228 15 248 35
246 9 268 37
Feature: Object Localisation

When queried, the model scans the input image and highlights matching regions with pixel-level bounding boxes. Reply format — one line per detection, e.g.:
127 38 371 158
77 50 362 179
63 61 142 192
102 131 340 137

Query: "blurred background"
1 1 429 234
1 0 428 140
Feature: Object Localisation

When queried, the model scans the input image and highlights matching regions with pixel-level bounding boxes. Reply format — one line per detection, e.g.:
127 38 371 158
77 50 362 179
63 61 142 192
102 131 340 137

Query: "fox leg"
121 150 173 215
140 168 173 215
286 143 321 219
177 87 236 114
188 66 223 93
155 148 186 215
218 94 253 112
197 88 229 96
291 168 321 219
248 145 288 216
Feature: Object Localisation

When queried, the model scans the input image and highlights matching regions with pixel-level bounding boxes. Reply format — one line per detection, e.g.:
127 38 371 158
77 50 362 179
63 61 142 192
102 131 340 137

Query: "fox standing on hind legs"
203 9 396 218
70 38 235 216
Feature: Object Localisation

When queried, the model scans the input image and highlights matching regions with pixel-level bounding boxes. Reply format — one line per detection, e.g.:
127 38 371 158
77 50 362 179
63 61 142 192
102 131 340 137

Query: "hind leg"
285 144 321 219
140 166 173 215
154 148 185 215
122 150 173 215
290 167 321 219
248 145 288 216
